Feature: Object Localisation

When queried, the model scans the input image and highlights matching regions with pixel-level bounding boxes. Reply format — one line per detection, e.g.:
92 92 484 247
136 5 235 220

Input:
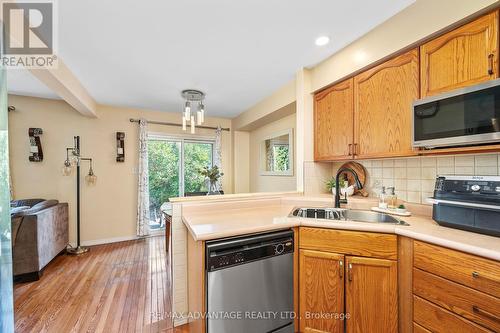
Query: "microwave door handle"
427 198 500 211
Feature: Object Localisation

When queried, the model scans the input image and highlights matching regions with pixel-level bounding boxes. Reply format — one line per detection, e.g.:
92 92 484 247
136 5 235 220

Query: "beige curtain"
136 119 150 237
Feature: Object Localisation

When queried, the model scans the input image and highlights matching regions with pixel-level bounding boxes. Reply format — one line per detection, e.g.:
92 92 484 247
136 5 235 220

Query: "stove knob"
275 244 285 254
471 185 481 192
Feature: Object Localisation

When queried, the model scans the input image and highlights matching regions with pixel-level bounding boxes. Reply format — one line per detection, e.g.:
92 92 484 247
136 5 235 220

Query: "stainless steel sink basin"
290 207 409 226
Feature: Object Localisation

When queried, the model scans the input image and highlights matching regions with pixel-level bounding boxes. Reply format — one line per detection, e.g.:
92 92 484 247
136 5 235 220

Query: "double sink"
290 207 409 226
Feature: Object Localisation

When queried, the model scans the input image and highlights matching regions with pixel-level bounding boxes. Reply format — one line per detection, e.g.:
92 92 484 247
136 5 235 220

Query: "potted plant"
199 165 224 195
326 177 345 194
326 177 354 196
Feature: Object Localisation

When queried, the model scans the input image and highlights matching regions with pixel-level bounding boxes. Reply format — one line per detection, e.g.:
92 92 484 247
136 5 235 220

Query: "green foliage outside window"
273 145 290 171
147 140 213 221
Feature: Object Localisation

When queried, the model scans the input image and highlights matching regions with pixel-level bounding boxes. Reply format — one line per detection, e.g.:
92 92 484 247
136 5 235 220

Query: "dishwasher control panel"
206 230 294 271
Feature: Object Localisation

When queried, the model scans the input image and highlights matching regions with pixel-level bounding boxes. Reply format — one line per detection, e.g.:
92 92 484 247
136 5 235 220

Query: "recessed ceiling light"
315 36 330 46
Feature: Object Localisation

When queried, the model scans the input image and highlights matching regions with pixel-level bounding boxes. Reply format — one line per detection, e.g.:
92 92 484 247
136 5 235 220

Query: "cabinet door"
299 250 345 333
314 78 354 161
345 256 398 333
353 49 419 159
421 12 499 97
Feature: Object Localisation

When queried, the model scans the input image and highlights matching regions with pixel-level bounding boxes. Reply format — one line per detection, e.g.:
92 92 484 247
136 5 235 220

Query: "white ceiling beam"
28 61 98 118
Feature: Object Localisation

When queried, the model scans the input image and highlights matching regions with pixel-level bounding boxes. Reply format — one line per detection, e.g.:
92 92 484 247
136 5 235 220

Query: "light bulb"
199 103 205 123
191 115 195 134
185 101 191 120
62 160 73 176
182 116 187 131
85 168 97 185
197 111 202 125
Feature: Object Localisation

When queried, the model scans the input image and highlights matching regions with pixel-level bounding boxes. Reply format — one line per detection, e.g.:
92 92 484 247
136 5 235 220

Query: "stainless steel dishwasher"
206 230 294 333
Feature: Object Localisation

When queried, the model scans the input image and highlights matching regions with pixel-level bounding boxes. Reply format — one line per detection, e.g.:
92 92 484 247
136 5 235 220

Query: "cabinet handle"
353 143 358 156
488 54 494 75
348 144 353 156
472 271 500 285
339 260 344 279
473 306 500 322
348 263 353 281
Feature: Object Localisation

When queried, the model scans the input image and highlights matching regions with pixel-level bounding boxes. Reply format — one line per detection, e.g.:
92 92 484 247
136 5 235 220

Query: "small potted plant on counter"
199 165 224 195
326 177 354 196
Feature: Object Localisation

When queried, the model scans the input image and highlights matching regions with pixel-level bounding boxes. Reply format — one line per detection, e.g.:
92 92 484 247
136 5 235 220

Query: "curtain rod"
129 118 230 131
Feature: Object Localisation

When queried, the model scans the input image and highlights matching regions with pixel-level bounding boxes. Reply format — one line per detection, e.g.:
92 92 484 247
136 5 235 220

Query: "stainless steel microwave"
413 79 500 148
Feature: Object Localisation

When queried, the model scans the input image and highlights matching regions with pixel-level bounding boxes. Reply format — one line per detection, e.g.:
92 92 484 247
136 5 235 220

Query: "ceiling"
7 0 414 118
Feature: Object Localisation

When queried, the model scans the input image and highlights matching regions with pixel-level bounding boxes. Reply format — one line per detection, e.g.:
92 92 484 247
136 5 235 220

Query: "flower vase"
207 180 221 195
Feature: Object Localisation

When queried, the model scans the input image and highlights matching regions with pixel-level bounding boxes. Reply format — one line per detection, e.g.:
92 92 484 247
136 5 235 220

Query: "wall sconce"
116 132 125 162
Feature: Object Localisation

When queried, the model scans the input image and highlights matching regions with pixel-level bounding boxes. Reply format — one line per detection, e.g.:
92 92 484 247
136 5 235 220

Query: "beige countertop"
181 195 500 261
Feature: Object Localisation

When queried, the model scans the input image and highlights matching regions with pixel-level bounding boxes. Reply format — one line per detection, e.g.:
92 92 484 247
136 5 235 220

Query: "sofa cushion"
31 200 59 212
11 199 45 208
11 206 30 216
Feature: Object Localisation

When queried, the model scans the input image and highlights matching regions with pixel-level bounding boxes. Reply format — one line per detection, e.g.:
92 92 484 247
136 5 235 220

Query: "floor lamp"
62 136 97 255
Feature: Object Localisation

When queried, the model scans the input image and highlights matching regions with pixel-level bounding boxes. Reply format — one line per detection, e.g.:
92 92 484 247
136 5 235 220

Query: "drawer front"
413 268 500 332
299 227 397 260
413 322 432 333
413 295 492 333
414 241 500 298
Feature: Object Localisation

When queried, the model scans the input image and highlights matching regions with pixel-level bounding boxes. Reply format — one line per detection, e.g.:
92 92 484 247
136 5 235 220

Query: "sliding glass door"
147 137 213 230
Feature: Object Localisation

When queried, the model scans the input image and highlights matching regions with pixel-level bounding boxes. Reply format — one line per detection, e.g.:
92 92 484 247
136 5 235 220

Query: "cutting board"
338 161 369 197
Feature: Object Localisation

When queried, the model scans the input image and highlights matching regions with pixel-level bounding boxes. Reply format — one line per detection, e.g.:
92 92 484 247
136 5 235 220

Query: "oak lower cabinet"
345 256 398 333
353 49 419 159
420 12 499 98
299 250 344 333
314 78 354 161
299 228 398 333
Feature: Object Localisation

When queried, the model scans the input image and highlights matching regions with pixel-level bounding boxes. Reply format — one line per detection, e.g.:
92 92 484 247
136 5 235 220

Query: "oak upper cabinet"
299 249 345 333
421 12 499 98
353 49 419 159
314 78 354 161
345 256 398 333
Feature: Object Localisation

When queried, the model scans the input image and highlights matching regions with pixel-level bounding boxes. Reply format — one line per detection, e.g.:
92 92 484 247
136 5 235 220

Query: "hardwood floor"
14 235 189 333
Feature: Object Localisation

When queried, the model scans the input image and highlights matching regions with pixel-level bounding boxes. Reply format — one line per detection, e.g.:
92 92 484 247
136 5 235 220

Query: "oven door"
413 79 500 148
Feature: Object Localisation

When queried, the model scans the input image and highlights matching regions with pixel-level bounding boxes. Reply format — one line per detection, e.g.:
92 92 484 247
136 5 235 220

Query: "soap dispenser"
387 186 398 210
378 186 387 209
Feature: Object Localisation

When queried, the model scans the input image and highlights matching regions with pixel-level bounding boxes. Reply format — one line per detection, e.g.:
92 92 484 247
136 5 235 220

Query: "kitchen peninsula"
170 193 500 333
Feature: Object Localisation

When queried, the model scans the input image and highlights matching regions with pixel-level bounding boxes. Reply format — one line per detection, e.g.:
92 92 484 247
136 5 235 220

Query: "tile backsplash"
357 153 500 204
304 154 500 204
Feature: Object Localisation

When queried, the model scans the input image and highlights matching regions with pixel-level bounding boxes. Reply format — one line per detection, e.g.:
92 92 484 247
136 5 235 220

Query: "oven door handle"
426 197 500 211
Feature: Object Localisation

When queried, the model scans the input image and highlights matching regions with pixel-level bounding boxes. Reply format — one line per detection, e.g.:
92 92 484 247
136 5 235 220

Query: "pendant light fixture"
181 89 205 133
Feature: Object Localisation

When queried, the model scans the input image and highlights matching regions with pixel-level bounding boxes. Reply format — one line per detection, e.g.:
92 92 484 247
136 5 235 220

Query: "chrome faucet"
334 167 363 208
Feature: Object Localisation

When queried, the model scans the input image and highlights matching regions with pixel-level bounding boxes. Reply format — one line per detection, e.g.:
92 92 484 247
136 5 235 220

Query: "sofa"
11 199 69 281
